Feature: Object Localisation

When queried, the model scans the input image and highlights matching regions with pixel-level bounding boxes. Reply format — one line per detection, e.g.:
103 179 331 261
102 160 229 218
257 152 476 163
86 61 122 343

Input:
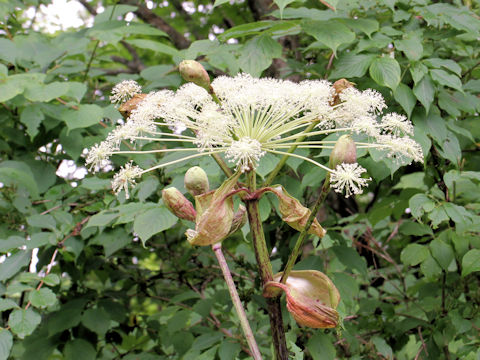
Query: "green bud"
179 60 211 91
184 166 209 196
162 187 196 222
329 135 357 169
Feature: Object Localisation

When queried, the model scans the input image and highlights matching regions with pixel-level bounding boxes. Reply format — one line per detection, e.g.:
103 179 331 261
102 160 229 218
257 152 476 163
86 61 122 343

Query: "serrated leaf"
343 18 379 37
401 244 429 266
423 58 462 76
409 194 435 218
8 309 41 339
369 57 400 90
133 206 178 245
394 83 416 118
413 75 435 113
29 288 57 308
330 53 374 79
0 299 19 312
461 249 480 277
126 39 180 58
307 332 336 360
302 20 355 55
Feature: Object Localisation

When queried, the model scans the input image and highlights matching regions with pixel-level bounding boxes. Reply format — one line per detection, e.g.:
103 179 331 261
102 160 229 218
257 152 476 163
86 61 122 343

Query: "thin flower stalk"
212 243 263 360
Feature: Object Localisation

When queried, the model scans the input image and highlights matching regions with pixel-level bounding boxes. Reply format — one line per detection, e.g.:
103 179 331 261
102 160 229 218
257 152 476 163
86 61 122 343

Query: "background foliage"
1 0 479 359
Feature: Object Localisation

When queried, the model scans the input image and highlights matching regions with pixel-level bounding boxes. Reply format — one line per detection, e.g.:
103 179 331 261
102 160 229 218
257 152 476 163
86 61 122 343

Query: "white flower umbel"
330 163 371 198
110 80 142 104
381 113 414 136
111 161 143 199
225 137 266 172
89 73 424 198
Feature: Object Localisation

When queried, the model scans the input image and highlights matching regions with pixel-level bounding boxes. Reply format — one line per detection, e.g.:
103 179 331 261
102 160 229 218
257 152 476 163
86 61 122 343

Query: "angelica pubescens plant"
86 61 423 360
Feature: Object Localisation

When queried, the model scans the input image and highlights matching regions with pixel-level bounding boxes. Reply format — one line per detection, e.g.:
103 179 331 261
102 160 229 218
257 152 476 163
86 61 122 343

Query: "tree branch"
118 0 191 49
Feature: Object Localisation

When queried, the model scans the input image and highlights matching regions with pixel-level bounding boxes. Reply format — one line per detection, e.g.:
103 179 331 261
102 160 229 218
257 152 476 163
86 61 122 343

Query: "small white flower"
110 80 142 104
225 137 266 172
86 142 114 172
111 161 143 199
378 135 424 164
330 163 371 198
381 113 414 136
351 116 381 138
335 87 386 126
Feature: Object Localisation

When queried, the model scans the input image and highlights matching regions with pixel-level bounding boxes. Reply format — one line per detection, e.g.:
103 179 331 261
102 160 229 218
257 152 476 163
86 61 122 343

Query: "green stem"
212 243 263 360
263 121 319 187
244 171 289 360
279 176 330 284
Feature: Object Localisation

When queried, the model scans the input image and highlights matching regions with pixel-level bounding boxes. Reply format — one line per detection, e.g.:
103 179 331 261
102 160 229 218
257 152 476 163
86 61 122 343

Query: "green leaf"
218 21 276 41
343 18 379 37
394 83 417 118
423 58 462 76
0 162 39 198
20 105 44 140
47 299 86 336
413 75 435 113
461 249 480 277
395 33 423 61
369 57 401 90
64 104 104 130
372 336 393 359
8 309 41 339
410 62 428 84
332 246 367 277
430 239 455 271
401 244 429 266
409 194 435 218
82 308 111 337
0 299 19 312
420 254 442 279
29 288 57 309
393 172 428 191
307 332 336 360
64 339 96 360
218 341 241 360
274 0 296 18
0 329 13 360
126 39 180 59
133 206 178 245
213 0 230 8
239 34 282 77
330 53 374 79
0 250 32 282
23 82 69 102
302 20 355 55
430 69 463 92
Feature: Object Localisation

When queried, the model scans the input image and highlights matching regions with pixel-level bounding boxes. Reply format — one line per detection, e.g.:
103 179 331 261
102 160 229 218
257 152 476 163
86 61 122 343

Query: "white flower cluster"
87 74 424 199
109 80 142 104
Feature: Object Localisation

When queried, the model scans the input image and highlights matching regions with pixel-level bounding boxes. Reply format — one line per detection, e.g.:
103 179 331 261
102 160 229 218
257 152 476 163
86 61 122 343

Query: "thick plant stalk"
212 243 263 360
280 177 330 284
245 170 289 360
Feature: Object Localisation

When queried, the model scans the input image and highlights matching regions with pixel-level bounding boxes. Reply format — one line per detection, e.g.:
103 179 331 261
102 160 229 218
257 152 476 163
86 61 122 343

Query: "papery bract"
264 270 340 329
186 172 242 246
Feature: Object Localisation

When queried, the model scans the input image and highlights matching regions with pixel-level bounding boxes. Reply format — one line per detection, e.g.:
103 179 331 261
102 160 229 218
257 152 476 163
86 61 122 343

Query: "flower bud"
118 93 147 120
264 270 340 329
162 187 196 222
264 186 326 238
186 172 241 246
329 134 357 170
184 166 209 196
331 78 355 105
179 60 211 91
